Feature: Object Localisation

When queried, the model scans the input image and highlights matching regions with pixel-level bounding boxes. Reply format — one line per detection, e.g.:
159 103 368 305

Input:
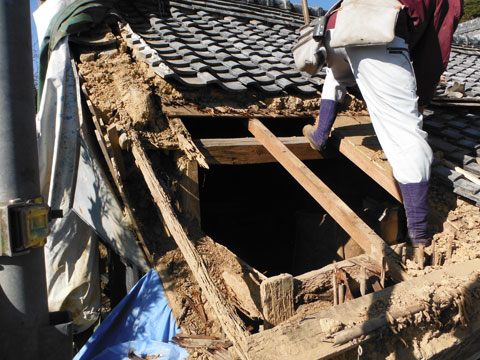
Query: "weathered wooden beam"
247 259 480 360
175 155 201 225
162 104 315 119
247 118 407 282
129 131 251 360
331 115 403 202
260 274 294 327
168 117 209 169
194 137 322 165
295 253 379 298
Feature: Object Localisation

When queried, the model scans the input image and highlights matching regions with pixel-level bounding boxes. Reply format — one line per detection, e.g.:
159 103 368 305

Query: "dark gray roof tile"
190 62 211 72
176 75 206 87
223 60 242 69
462 128 480 138
213 71 238 81
252 74 274 84
238 60 260 69
260 83 282 93
432 165 463 182
198 71 221 84
210 65 230 73
465 162 480 176
238 76 256 86
275 77 294 89
230 67 249 77
458 138 478 149
441 128 463 140
296 84 318 94
218 81 248 91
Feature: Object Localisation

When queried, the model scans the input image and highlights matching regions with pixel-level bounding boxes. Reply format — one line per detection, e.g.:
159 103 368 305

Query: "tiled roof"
79 2 480 206
453 18 480 47
118 0 325 95
423 109 480 205
435 46 480 100
435 19 480 101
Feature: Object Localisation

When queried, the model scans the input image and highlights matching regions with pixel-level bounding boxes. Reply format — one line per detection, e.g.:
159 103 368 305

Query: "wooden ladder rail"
129 131 251 360
247 118 408 283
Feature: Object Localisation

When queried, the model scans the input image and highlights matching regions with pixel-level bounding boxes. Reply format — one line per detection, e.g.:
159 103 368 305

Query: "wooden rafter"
194 137 322 165
129 131 251 360
331 115 402 202
247 118 408 282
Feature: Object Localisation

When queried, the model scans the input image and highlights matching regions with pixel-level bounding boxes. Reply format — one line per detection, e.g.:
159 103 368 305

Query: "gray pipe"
0 1 50 359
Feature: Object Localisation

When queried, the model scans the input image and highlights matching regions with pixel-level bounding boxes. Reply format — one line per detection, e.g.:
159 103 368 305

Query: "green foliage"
461 0 480 22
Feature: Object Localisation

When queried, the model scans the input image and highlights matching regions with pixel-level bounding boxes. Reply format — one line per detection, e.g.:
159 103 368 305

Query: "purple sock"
312 99 338 147
398 181 430 245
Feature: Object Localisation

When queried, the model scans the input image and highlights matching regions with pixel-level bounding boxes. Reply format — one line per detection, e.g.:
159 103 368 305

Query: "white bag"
292 20 327 75
330 0 404 48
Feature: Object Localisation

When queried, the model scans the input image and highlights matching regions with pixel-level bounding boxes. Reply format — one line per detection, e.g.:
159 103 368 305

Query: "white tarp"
34 0 150 333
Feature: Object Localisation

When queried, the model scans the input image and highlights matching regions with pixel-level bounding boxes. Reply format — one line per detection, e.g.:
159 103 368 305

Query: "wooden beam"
295 253 380 295
194 137 323 165
260 274 294 327
168 117 209 169
162 104 315 119
247 259 480 360
331 115 402 202
247 118 407 282
129 131 251 360
175 155 201 225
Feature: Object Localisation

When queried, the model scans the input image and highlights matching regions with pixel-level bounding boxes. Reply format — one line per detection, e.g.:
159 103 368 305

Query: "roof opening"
199 157 403 277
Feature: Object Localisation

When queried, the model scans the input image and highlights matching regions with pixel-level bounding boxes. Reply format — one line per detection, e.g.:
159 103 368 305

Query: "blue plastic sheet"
74 270 188 360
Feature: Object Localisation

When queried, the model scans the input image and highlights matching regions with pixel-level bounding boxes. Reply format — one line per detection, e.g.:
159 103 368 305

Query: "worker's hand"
418 105 425 114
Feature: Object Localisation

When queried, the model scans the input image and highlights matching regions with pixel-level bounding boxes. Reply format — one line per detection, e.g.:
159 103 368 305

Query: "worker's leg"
345 37 433 245
303 33 354 151
303 70 344 150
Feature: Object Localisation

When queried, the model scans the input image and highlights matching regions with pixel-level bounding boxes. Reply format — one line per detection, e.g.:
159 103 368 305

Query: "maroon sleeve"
400 0 463 106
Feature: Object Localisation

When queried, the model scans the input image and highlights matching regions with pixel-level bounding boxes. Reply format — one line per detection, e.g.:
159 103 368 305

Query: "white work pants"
321 31 433 184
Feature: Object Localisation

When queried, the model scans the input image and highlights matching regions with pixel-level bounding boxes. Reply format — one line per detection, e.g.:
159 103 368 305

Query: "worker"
302 0 463 265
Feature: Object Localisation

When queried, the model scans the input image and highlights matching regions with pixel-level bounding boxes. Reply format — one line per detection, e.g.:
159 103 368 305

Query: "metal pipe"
0 1 50 359
301 0 310 24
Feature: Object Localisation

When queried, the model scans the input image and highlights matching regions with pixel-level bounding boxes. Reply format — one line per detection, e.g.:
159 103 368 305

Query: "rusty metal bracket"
0 197 51 256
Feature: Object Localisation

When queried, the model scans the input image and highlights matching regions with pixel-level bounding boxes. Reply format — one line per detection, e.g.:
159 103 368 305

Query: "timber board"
331 115 402 202
194 137 323 165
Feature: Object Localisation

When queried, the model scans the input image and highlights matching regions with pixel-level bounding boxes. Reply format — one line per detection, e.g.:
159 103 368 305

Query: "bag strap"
325 0 342 17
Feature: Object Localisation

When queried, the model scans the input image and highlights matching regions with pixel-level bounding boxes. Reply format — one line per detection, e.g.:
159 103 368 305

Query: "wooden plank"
295 253 380 295
260 274 294 327
222 271 264 320
247 259 480 360
331 115 403 202
247 118 407 283
195 137 323 165
168 117 209 169
162 104 315 119
106 124 127 179
175 155 201 225
129 131 251 360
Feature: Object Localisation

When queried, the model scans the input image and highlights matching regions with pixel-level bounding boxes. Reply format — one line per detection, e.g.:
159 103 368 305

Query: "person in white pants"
303 31 433 262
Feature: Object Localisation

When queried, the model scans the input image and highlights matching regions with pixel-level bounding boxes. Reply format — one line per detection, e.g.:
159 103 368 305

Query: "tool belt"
292 1 341 75
330 0 404 48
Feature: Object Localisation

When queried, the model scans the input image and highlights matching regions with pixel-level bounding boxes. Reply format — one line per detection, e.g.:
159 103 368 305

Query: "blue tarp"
74 270 188 360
